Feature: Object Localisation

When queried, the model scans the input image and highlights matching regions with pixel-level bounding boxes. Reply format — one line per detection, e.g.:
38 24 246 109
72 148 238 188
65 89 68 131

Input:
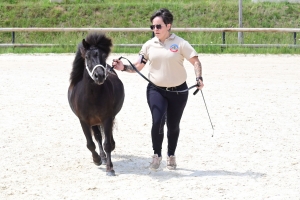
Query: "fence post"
12 32 15 44
294 32 297 45
221 32 226 52
238 0 244 44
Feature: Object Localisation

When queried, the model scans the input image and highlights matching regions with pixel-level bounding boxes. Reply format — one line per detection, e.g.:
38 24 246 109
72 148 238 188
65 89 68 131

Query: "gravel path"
0 53 299 199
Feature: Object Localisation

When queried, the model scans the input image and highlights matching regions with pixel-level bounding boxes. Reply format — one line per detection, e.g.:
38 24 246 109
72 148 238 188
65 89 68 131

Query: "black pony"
68 32 125 176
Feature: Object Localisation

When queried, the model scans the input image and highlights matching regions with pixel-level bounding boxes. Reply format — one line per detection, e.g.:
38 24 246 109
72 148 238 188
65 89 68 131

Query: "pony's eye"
85 51 90 57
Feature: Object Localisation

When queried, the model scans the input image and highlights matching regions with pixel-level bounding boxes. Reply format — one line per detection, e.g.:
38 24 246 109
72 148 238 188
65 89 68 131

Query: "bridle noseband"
85 61 108 82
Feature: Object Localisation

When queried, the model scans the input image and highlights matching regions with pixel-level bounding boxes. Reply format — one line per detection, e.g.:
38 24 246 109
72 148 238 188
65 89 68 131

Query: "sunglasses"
150 24 162 30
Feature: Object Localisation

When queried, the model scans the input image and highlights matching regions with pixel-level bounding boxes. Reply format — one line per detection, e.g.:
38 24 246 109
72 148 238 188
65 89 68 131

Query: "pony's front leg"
80 120 101 165
103 118 116 176
92 126 107 165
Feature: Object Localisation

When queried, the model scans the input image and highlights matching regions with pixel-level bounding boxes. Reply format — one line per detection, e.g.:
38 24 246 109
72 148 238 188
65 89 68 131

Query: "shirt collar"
153 33 176 43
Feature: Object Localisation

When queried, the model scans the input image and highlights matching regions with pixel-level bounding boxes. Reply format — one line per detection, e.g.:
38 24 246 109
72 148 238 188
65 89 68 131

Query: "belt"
159 86 177 91
157 82 185 91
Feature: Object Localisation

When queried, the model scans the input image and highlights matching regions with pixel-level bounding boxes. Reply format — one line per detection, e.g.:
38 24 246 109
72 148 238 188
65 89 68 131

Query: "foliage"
0 0 299 54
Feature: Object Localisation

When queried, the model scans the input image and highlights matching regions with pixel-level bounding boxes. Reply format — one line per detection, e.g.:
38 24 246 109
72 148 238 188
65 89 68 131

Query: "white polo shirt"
139 33 198 87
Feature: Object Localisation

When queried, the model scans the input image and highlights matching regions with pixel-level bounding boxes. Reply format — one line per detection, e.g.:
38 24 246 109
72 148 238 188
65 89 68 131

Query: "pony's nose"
94 72 105 81
94 72 100 80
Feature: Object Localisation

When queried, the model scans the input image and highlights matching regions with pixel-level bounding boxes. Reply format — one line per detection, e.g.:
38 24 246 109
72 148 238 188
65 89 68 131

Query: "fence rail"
0 27 299 48
1 44 300 48
1 27 300 32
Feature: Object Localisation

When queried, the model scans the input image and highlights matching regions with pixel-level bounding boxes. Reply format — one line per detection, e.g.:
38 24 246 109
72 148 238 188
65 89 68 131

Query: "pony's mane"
69 33 113 86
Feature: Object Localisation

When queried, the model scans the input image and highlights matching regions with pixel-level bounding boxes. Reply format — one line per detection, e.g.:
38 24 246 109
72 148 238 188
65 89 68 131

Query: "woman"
112 8 204 170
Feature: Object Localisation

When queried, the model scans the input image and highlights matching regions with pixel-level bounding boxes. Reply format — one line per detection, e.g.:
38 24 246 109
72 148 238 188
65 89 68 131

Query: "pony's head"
80 33 113 85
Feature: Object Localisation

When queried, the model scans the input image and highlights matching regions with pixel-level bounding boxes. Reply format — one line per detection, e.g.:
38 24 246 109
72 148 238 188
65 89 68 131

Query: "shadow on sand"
96 154 266 180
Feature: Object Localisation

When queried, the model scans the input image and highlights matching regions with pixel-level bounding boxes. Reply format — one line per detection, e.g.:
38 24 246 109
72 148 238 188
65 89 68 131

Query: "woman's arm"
189 56 204 90
112 55 146 73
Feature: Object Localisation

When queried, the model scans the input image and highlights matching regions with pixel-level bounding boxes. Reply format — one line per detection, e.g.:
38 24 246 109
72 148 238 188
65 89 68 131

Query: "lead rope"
118 56 198 93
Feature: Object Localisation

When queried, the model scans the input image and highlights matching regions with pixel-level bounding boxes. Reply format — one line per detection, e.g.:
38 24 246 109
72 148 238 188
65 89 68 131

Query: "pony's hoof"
93 161 102 166
93 156 102 166
106 170 115 176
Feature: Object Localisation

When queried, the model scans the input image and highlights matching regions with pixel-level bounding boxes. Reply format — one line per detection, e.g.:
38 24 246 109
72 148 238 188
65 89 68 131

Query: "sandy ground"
0 53 299 199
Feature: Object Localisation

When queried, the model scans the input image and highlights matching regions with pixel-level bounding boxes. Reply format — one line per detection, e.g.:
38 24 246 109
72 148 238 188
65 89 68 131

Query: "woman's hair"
150 8 173 25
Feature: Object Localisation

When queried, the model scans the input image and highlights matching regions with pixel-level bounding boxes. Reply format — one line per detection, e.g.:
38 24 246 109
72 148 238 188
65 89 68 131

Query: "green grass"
0 0 300 54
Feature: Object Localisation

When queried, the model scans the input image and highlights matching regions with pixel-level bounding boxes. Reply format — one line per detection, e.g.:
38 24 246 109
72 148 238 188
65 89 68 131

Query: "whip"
193 89 215 137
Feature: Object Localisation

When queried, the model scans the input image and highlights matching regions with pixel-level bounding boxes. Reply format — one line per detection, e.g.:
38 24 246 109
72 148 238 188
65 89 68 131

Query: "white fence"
0 28 300 48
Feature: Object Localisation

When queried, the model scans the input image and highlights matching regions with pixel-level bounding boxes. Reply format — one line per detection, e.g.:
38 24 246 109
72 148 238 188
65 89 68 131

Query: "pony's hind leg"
92 125 107 165
80 120 101 166
102 118 116 176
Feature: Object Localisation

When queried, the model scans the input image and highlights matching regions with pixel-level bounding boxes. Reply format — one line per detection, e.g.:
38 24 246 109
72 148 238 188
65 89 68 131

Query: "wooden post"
238 0 244 44
12 32 15 44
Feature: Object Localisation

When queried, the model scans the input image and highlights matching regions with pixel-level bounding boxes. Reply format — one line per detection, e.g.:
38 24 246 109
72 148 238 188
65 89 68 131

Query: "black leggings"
146 82 188 157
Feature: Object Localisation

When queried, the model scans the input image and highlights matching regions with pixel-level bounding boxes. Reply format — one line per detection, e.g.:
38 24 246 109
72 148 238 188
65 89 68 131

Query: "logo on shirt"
170 44 179 52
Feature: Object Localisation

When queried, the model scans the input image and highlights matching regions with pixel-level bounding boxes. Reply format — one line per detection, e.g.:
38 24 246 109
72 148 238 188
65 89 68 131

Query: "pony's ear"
80 39 90 58
82 39 90 50
80 47 86 58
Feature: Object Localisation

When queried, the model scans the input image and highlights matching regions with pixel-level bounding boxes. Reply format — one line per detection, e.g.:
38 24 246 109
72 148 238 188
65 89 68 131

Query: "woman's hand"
112 59 125 71
196 79 204 90
195 76 204 90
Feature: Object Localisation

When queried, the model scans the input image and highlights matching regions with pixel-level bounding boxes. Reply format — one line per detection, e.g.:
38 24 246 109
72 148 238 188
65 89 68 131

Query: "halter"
85 62 108 81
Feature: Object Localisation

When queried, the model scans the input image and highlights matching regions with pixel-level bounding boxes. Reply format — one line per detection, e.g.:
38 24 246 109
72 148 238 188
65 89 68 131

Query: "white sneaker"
167 155 177 170
149 154 162 170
